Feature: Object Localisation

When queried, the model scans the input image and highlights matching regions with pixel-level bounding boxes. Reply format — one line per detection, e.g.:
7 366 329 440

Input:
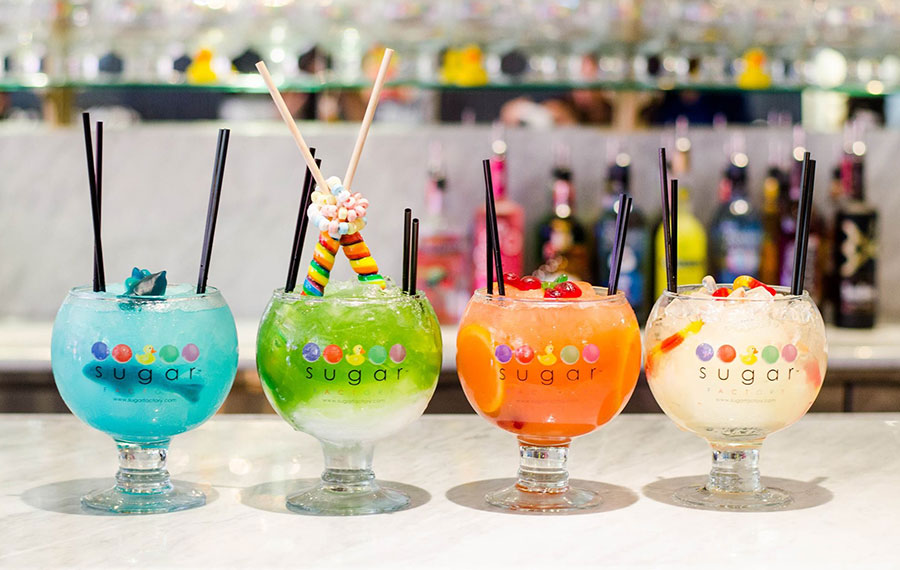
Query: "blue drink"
51 283 238 513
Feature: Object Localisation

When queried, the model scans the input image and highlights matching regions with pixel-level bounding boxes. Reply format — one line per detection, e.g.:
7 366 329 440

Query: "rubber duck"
740 347 758 366
346 345 366 366
736 48 772 90
136 345 157 365
537 344 557 366
187 49 217 84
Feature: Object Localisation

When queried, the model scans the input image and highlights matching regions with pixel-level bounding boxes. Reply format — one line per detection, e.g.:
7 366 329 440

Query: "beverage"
51 281 238 513
257 281 442 444
594 153 651 320
456 274 641 511
833 150 877 328
472 130 524 288
709 158 763 282
418 143 467 324
645 275 827 510
534 143 590 280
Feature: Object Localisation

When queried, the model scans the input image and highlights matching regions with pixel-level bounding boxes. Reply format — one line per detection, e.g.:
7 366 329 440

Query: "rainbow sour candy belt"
302 176 385 296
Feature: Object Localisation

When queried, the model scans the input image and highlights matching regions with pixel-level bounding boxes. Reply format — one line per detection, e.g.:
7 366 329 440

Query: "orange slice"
456 324 503 416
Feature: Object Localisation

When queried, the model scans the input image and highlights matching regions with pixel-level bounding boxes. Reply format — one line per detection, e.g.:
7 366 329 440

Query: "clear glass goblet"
645 285 827 510
51 283 239 514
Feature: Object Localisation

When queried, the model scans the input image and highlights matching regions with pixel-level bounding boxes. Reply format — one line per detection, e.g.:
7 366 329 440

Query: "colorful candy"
301 177 385 296
646 320 704 374
732 275 776 296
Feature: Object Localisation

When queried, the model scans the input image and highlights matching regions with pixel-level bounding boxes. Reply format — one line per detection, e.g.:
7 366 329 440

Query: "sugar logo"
299 341 407 386
84 341 203 402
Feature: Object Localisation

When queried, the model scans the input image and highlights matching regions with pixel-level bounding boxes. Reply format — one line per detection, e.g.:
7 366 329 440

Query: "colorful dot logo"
323 345 343 364
582 344 600 364
560 346 580 365
91 342 109 361
495 345 512 364
515 345 535 364
111 344 132 363
389 344 406 364
302 342 321 362
693 343 798 364
159 345 179 363
717 345 736 363
182 344 200 363
295 342 406 365
368 346 387 365
93 342 200 364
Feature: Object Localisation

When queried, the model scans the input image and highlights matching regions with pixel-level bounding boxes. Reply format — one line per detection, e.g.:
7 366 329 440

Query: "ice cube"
701 275 717 293
746 286 774 300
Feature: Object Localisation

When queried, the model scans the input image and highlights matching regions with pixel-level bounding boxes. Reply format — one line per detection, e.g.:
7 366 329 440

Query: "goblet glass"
256 286 442 516
645 285 827 510
456 288 641 512
51 283 239 514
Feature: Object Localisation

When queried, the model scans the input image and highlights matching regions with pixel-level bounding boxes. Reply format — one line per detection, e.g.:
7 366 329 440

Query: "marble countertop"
1 413 898 569
1 319 899 374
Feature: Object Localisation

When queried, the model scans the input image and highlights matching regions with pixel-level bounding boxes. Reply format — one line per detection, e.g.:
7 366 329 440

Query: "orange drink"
456 278 641 511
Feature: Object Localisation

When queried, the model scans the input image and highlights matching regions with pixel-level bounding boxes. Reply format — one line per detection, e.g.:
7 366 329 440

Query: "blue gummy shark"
82 361 204 403
123 267 167 297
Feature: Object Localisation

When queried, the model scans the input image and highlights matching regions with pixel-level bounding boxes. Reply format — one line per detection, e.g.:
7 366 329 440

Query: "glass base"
286 479 410 516
673 484 793 511
82 483 205 515
485 483 601 512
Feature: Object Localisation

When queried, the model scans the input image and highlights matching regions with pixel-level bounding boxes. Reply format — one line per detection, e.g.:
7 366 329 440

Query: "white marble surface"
1 413 899 569
1 319 897 373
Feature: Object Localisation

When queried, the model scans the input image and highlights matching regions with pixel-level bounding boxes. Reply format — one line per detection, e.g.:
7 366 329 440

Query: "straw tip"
255 61 268 73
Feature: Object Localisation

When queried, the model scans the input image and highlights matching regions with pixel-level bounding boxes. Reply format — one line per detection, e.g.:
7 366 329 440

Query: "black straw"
670 178 678 285
659 148 676 293
197 128 230 294
82 112 105 292
402 208 412 294
791 153 816 295
483 159 504 296
93 120 104 291
409 218 420 295
285 149 317 292
608 194 632 295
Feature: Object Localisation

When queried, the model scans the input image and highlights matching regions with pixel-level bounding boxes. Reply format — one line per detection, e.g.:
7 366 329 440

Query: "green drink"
257 281 442 514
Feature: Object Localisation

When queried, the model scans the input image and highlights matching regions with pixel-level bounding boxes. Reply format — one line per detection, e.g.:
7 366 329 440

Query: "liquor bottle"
654 120 707 296
417 143 467 324
472 126 524 288
759 166 785 285
708 152 763 283
534 143 590 281
594 152 651 320
833 149 877 328
779 131 828 302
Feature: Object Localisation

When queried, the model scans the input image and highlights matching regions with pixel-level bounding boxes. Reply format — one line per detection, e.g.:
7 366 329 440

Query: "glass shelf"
0 76 891 97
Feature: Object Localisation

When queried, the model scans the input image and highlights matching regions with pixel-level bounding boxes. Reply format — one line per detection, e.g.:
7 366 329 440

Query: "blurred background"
1 0 897 415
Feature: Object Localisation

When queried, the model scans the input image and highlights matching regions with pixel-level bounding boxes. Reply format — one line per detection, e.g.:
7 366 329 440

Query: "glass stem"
113 440 173 495
515 441 570 494
319 440 377 493
707 444 763 494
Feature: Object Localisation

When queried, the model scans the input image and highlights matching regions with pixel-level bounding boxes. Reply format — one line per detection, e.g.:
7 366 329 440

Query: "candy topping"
307 176 369 239
123 267 167 297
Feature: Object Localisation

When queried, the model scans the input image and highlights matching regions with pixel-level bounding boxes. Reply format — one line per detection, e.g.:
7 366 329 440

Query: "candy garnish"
518 276 541 290
733 275 776 296
645 320 704 375
545 280 582 298
123 267 167 296
307 176 369 239
712 287 730 298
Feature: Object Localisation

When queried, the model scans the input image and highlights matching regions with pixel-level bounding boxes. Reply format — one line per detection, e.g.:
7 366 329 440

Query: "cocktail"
52 283 238 513
257 282 441 514
456 274 642 511
51 115 235 514
645 276 827 510
255 50 442 515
